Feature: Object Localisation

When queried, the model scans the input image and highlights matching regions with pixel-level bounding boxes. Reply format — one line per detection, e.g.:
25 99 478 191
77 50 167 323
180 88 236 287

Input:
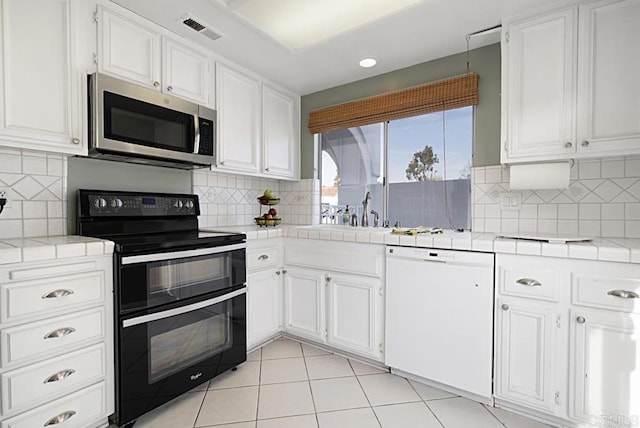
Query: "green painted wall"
300 43 501 179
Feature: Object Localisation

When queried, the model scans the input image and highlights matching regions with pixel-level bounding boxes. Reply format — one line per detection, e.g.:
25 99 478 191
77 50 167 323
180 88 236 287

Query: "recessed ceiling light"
359 58 377 68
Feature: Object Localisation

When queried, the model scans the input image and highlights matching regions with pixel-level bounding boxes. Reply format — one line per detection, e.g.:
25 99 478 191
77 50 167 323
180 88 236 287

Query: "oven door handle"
122 286 246 328
121 243 246 265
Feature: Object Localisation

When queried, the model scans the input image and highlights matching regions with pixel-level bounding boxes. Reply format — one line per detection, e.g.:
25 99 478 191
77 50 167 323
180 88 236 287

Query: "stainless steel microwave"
88 73 216 169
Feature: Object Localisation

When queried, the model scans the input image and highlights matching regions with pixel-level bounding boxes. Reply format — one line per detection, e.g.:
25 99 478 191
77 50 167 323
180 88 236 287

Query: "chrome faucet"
361 191 371 227
371 210 379 228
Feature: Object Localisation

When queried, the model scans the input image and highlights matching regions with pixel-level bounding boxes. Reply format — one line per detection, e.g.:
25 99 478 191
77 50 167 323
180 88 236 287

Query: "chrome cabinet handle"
258 254 269 260
581 140 590 147
265 167 270 172
276 270 281 275
44 369 75 383
167 85 173 91
153 81 160 87
516 278 542 287
576 316 586 324
607 290 639 299
42 289 74 299
564 142 573 149
325 276 332 282
44 411 76 426
220 161 225 166
501 304 509 311
71 138 80 145
282 269 287 274
43 327 76 339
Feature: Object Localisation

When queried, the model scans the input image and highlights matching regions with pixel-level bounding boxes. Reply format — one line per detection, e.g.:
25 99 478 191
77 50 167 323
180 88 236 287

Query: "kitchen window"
311 73 478 229
320 107 472 228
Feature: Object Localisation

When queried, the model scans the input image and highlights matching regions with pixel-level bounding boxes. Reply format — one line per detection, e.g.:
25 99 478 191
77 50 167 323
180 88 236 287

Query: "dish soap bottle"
342 206 350 225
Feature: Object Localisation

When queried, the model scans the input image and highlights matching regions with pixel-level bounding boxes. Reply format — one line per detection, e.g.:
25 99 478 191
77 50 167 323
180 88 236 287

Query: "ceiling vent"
181 15 223 42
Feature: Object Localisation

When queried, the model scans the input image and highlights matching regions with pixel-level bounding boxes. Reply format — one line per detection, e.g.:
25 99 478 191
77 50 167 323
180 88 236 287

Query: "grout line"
190 382 209 428
256 348 263 422
482 403 508 427
350 360 382 427
299 342 321 428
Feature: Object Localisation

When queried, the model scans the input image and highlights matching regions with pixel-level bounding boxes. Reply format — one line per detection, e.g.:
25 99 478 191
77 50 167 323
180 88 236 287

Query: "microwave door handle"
193 114 200 154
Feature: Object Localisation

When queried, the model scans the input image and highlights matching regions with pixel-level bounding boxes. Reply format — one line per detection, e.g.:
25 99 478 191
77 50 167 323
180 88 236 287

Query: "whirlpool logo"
190 372 203 381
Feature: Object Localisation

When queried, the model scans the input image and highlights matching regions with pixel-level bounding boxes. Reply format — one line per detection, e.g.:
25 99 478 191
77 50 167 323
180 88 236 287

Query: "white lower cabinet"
570 309 640 426
326 273 383 359
247 268 282 349
283 266 325 343
284 239 385 361
495 297 562 414
246 239 283 349
0 255 113 428
495 254 640 426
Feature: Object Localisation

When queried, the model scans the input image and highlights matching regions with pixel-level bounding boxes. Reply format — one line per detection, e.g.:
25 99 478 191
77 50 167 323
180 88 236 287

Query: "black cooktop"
76 189 245 254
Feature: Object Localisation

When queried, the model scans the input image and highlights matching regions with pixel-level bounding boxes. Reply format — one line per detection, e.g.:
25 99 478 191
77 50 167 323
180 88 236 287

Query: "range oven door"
118 243 246 313
117 287 246 426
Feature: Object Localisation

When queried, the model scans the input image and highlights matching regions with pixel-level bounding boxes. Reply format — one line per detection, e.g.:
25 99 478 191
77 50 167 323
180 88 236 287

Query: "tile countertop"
202 224 640 264
0 235 115 265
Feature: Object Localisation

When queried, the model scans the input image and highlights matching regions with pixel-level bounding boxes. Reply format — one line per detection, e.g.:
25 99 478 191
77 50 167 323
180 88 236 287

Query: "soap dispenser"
342 206 350 225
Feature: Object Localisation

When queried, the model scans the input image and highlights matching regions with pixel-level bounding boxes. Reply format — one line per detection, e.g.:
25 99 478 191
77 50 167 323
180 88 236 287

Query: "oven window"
148 256 226 296
104 91 194 152
148 303 232 383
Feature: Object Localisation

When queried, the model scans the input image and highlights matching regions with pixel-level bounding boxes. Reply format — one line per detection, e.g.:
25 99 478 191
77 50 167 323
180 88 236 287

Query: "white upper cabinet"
262 84 298 179
98 6 161 89
216 63 261 174
162 38 209 105
216 62 299 179
502 0 640 163
502 8 577 162
97 6 211 106
576 0 640 155
0 0 84 155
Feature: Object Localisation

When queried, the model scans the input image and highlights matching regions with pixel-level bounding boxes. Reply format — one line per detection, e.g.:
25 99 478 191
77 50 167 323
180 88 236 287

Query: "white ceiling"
111 0 564 95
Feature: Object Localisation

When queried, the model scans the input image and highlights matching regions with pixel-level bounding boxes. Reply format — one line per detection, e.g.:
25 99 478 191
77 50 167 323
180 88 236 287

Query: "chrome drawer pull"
42 289 74 299
516 278 542 287
607 290 639 299
44 410 76 426
43 327 76 339
44 369 76 383
576 316 586 324
258 254 269 260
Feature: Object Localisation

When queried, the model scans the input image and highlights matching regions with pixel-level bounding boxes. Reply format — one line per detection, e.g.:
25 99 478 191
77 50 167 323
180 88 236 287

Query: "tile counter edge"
0 235 115 265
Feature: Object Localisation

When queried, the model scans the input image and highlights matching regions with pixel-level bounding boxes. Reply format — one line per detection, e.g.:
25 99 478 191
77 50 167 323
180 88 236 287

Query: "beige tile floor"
115 338 552 428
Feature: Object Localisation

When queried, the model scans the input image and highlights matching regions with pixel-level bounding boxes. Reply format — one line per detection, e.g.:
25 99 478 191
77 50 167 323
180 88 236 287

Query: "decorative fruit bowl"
257 197 280 206
254 217 282 227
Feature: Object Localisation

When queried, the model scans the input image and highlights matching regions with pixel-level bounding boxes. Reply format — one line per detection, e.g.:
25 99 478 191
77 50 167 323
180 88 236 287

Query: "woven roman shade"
308 73 478 134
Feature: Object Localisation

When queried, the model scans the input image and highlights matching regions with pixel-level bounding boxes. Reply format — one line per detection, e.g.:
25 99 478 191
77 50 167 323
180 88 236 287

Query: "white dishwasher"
385 245 494 402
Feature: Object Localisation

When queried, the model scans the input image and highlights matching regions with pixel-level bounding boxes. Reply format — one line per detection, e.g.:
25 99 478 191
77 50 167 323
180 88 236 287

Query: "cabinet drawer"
0 381 107 428
1 271 105 323
0 307 105 368
498 265 560 302
247 246 279 271
572 273 640 313
0 343 106 416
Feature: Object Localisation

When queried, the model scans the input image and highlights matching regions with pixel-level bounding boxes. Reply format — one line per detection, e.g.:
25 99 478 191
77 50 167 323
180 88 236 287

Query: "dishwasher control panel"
386 246 494 266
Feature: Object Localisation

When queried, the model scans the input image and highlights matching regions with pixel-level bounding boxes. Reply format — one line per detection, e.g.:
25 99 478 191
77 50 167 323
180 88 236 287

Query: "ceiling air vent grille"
182 15 223 41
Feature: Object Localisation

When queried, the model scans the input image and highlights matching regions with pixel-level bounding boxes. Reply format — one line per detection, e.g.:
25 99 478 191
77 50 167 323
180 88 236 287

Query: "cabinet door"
247 268 282 349
283 267 324 342
570 309 640 425
162 38 210 105
0 0 83 154
98 7 161 89
215 63 261 173
262 85 297 179
576 0 640 156
326 273 382 360
495 298 561 414
502 7 577 162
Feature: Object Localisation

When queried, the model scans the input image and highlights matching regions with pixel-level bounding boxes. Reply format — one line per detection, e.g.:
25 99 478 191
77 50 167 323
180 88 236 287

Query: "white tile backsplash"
193 169 320 227
472 156 640 238
0 149 67 239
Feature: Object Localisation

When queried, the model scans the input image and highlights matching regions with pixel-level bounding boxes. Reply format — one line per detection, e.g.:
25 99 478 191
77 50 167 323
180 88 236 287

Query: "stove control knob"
93 197 107 209
173 200 184 209
110 198 123 209
185 200 194 209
